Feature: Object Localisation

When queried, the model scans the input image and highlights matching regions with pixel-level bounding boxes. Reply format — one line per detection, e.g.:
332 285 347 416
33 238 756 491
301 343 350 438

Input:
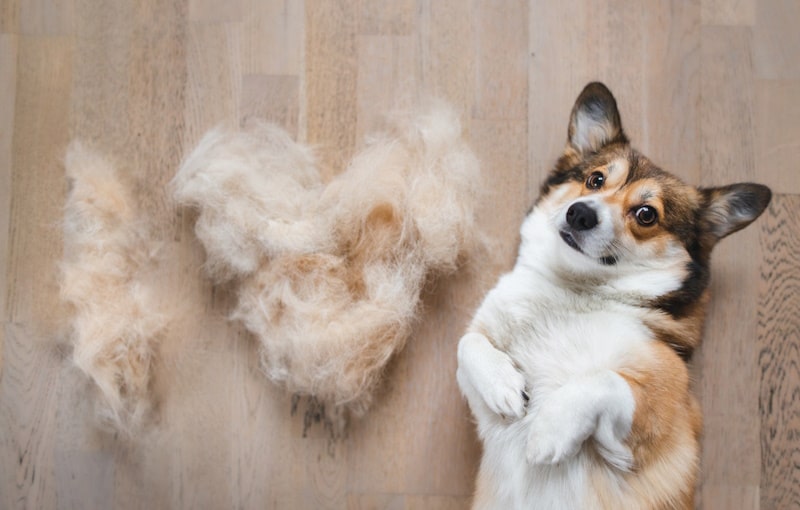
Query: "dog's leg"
526 370 635 470
456 332 528 430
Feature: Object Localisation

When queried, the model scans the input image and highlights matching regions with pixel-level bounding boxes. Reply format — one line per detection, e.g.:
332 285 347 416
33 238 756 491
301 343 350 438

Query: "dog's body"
457 83 771 509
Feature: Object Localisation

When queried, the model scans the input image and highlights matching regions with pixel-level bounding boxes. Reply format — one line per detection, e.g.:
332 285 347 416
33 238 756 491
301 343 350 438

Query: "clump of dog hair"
173 104 481 415
60 142 167 432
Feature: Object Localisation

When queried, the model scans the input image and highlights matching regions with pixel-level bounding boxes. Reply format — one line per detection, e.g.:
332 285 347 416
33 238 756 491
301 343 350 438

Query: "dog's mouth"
559 229 618 266
559 230 583 253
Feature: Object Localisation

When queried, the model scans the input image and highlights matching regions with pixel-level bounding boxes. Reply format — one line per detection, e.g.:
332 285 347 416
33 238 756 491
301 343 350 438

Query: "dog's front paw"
457 332 528 420
479 355 529 420
525 394 594 465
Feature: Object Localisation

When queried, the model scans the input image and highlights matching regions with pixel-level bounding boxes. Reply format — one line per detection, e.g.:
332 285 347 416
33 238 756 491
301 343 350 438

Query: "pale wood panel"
183 22 241 140
0 324 62 510
5 36 72 329
755 79 800 193
240 0 304 77
357 0 415 36
697 484 760 510
701 0 755 26
18 0 73 35
420 0 474 118
1 1 799 509
0 0 18 33
0 33 16 347
697 25 762 508
472 0 527 121
758 195 800 509
305 0 358 176
188 0 242 24
753 0 800 80
630 0 701 184
355 34 418 141
348 493 471 510
241 74 300 134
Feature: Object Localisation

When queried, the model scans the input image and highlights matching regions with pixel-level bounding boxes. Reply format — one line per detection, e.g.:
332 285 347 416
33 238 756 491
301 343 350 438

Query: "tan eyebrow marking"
604 158 629 188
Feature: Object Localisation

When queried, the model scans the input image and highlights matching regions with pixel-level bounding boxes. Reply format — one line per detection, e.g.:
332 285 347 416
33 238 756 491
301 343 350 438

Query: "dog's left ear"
567 82 628 156
700 183 772 243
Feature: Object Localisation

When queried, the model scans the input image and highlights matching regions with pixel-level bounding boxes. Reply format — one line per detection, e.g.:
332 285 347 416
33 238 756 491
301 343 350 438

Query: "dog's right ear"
567 82 628 157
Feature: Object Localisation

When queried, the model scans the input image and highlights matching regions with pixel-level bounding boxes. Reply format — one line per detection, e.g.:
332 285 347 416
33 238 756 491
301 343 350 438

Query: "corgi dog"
456 82 771 509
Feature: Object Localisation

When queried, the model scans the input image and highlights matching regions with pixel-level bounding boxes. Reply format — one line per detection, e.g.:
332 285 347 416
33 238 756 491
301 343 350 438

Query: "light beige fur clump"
173 105 481 415
60 142 167 431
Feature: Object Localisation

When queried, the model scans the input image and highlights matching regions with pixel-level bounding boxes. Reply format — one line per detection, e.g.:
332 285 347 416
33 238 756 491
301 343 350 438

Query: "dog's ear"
700 183 772 244
567 82 627 156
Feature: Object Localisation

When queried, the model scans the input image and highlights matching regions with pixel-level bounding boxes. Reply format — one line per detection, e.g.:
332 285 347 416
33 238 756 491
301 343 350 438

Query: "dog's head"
529 82 771 310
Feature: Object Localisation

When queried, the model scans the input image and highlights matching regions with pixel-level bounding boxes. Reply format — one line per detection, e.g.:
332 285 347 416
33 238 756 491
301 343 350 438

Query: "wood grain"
0 1 798 509
305 0 358 176
755 79 800 193
697 24 762 507
0 0 19 34
6 36 71 329
753 0 800 80
0 33 16 359
758 195 800 509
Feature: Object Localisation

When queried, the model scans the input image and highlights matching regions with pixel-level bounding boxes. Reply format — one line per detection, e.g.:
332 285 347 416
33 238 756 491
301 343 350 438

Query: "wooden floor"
1 1 798 509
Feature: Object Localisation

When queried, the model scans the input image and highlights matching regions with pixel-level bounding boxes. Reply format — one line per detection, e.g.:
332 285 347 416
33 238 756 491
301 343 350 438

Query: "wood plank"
357 0 415 36
183 21 241 144
347 493 471 510
754 79 800 193
241 74 300 135
355 34 418 141
122 1 188 233
6 35 72 329
753 0 800 80
757 194 800 509
696 484 760 510
399 273 482 497
701 0 755 26
241 0 304 77
0 0 18 33
472 0 527 121
0 324 61 510
697 25 761 505
19 0 73 35
305 0 357 176
637 0 701 184
0 34 16 365
699 25 756 184
420 0 475 117
188 0 241 24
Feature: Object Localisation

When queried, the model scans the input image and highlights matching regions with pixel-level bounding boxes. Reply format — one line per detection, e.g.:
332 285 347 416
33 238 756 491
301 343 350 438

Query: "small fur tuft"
173 103 481 416
60 142 168 432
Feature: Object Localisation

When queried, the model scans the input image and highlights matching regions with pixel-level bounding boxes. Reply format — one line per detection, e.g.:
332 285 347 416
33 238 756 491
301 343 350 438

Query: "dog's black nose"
566 202 598 230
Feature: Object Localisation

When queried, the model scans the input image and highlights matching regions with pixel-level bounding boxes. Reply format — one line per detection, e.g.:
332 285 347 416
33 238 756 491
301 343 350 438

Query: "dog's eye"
585 172 605 190
634 205 658 226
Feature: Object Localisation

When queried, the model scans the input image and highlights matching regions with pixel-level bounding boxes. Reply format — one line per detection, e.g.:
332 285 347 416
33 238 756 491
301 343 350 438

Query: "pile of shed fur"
61 103 481 428
60 143 168 430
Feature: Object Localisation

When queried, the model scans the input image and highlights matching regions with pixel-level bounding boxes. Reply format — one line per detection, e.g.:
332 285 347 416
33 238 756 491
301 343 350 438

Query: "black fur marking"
540 164 584 197
599 255 618 266
667 342 694 363
653 248 709 320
